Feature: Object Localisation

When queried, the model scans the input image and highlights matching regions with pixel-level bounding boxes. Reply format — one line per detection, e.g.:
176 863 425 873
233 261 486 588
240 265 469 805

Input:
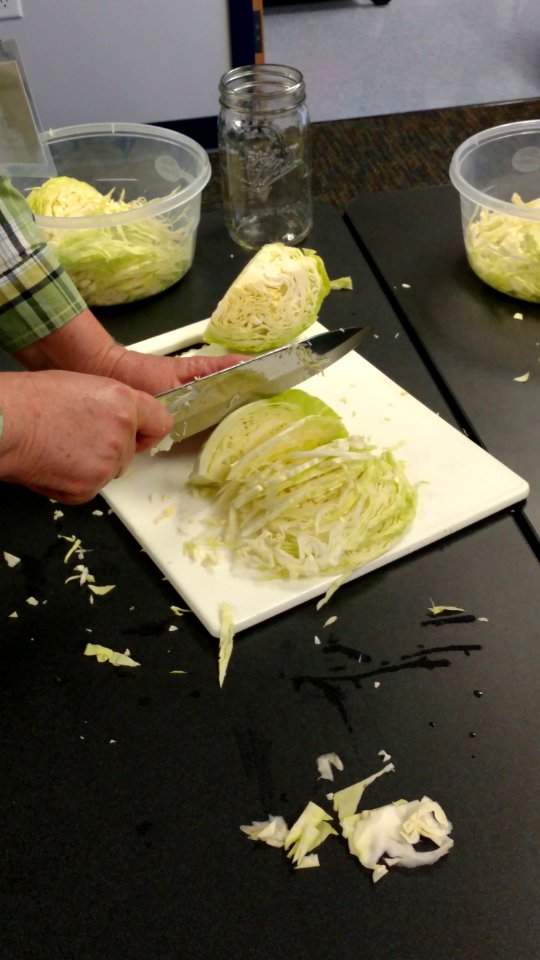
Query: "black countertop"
345 185 540 542
3 201 540 960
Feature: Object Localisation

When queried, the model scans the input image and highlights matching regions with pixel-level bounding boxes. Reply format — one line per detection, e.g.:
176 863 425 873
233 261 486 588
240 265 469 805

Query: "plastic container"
14 122 211 306
450 120 540 303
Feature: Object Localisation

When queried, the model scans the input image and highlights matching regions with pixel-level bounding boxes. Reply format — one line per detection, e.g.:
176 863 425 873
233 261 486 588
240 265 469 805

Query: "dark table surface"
3 201 540 960
346 185 540 544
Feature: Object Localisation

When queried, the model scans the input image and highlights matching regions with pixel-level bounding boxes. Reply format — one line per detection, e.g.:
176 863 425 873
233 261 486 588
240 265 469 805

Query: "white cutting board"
102 320 529 637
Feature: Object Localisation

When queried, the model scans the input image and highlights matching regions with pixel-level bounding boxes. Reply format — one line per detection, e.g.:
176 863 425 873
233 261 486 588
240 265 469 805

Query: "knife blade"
156 326 370 442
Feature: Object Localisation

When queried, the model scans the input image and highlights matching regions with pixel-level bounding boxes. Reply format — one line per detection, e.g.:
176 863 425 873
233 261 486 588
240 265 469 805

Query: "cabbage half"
186 391 416 580
465 192 540 302
191 389 346 486
203 242 353 353
26 176 192 306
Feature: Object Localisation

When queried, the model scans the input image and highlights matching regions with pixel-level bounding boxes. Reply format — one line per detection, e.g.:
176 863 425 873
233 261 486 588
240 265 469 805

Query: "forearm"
13 307 124 376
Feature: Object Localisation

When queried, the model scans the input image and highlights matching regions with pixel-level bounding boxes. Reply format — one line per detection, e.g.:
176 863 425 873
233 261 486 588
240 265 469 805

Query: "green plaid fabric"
0 175 86 353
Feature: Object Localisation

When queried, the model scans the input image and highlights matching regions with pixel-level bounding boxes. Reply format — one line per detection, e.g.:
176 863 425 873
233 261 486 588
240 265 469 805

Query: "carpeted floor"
203 97 540 213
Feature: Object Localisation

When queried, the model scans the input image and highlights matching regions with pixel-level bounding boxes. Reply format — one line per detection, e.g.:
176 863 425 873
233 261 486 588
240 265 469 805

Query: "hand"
0 369 174 504
14 308 245 395
102 347 247 396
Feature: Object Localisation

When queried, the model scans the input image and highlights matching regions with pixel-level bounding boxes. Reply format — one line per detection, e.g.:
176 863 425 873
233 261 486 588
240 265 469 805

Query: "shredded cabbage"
203 242 353 352
26 176 193 306
186 391 417 581
465 192 540 302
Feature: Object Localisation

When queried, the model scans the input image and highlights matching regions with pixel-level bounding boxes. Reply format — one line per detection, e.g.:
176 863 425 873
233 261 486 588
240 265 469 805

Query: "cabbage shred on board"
203 242 353 353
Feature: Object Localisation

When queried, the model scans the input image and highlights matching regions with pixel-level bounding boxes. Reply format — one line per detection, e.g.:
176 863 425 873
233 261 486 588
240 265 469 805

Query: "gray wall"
4 0 231 129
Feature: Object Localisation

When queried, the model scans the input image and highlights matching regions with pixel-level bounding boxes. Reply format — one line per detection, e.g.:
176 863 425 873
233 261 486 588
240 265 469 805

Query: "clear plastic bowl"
14 122 211 306
450 120 540 303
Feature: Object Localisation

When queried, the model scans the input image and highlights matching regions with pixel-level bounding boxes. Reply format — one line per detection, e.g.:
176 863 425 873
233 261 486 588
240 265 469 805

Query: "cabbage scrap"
427 604 465 616
27 176 193 306
346 796 454 883
218 601 235 687
333 762 453 883
240 815 289 848
333 762 395 826
284 801 337 868
203 242 352 353
84 643 140 667
316 752 344 781
4 551 21 567
294 853 320 869
240 760 453 883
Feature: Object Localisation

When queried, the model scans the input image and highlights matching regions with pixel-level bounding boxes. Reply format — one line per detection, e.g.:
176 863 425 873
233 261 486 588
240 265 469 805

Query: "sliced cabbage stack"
186 390 417 580
203 242 353 353
26 176 192 306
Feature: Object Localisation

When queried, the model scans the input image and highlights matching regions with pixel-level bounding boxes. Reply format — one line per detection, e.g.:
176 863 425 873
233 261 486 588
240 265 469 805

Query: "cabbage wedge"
203 242 352 352
191 389 346 487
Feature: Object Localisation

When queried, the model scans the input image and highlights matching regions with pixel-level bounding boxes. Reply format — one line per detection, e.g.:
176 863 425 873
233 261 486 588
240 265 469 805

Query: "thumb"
134 391 174 450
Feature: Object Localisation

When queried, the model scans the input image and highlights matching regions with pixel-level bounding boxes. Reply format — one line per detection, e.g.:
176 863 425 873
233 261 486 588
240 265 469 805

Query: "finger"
133 390 174 442
173 353 246 384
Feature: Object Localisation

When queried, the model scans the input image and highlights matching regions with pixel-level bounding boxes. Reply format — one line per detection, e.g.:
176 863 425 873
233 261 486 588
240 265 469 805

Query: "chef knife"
155 325 370 442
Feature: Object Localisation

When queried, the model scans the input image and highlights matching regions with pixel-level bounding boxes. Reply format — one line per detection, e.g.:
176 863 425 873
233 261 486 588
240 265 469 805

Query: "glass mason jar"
218 64 312 250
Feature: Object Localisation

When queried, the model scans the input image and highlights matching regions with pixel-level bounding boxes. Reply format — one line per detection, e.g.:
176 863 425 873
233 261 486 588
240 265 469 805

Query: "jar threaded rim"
219 64 306 111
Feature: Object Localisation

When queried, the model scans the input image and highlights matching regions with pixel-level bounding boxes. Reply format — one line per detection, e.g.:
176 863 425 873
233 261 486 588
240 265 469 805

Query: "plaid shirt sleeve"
0 175 86 353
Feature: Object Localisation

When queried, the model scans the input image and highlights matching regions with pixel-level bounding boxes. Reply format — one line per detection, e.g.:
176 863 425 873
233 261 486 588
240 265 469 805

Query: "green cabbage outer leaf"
203 242 351 353
26 176 192 306
465 192 540 302
191 389 346 486
186 394 417 580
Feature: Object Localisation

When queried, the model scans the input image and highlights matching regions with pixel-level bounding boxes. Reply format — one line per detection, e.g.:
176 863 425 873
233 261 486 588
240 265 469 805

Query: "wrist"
13 308 122 377
0 373 39 482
